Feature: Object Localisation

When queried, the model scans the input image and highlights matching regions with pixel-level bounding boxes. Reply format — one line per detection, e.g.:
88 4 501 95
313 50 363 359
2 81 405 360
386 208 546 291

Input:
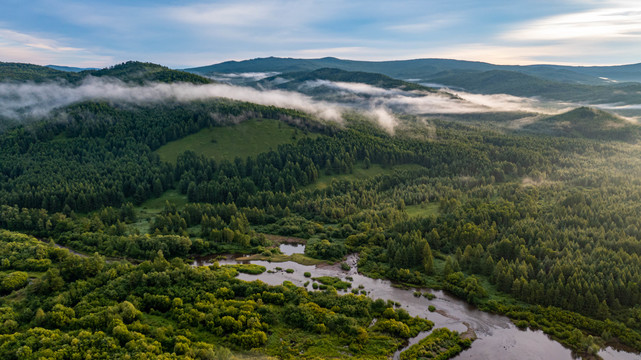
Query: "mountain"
186 57 505 82
257 67 438 93
0 61 212 84
524 106 639 141
186 56 641 84
46 65 98 72
427 69 641 104
0 62 82 82
81 61 212 84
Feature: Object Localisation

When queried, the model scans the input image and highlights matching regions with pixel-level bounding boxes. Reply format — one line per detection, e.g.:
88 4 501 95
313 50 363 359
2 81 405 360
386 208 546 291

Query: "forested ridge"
1 86 641 358
0 61 212 84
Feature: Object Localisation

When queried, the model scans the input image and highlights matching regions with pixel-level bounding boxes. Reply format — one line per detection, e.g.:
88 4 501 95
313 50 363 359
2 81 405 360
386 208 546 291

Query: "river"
190 245 638 360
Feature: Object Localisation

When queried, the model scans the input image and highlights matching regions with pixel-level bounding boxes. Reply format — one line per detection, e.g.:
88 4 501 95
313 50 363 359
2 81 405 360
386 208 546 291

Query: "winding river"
191 244 639 360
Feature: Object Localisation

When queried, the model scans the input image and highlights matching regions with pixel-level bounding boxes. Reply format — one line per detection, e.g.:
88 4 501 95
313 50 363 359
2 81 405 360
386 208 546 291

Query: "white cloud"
385 17 460 33
427 43 588 65
503 6 641 42
301 79 570 115
165 2 280 27
0 28 112 67
0 77 342 122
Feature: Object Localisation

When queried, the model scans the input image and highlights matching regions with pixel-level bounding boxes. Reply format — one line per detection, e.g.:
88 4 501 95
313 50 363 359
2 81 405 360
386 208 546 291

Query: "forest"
2 62 641 359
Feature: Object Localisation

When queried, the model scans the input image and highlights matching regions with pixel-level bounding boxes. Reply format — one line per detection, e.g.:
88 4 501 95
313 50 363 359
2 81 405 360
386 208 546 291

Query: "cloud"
0 77 342 122
426 43 589 66
502 6 641 42
0 75 587 138
0 28 113 67
368 107 397 134
165 2 280 27
301 79 572 116
301 80 409 97
0 76 405 134
385 17 460 33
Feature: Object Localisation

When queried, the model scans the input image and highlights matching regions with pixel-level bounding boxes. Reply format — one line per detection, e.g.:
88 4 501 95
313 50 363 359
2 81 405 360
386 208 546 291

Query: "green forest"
2 62 641 359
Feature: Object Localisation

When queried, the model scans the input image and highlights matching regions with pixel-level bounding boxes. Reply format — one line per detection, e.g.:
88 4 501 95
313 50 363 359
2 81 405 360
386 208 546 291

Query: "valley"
1 59 641 360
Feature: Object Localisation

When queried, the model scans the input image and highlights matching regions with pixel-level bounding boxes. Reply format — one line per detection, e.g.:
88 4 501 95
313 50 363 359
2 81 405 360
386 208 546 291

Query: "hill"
427 69 641 104
155 118 318 163
0 62 82 82
46 65 98 72
185 56 641 84
258 67 438 93
0 61 212 84
524 106 639 141
84 61 212 84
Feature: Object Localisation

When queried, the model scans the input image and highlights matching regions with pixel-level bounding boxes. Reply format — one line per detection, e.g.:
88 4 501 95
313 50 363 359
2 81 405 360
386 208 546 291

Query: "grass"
140 189 188 211
306 163 426 191
312 276 352 290
238 253 325 266
130 190 188 234
405 203 440 218
155 119 318 163
226 264 267 275
264 326 401 359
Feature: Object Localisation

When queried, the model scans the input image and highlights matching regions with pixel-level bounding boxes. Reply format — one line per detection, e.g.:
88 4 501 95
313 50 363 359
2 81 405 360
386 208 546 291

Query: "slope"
84 61 212 84
524 106 639 141
0 62 82 83
185 56 621 84
427 69 641 104
258 67 437 93
0 61 212 85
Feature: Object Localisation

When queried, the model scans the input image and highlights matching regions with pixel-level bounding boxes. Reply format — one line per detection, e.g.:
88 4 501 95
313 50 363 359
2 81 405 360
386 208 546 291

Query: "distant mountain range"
185 56 641 107
256 67 437 93
184 56 641 84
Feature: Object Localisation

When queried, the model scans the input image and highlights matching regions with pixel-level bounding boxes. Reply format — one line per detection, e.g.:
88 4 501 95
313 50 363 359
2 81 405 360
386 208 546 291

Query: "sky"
1 0 641 68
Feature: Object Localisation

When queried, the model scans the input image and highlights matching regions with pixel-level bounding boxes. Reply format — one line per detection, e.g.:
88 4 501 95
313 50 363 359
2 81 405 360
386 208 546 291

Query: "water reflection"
192 254 636 359
279 243 306 255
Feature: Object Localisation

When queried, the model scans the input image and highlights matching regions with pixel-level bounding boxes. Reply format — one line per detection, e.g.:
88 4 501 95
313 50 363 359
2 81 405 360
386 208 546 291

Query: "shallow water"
278 243 305 255
194 253 637 359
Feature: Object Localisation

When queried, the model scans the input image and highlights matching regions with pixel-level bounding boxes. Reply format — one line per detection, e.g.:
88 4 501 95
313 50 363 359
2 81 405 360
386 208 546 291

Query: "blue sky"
1 0 640 68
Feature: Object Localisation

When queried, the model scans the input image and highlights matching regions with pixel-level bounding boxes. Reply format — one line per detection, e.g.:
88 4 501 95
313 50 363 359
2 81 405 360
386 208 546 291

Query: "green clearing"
306 163 426 191
130 190 188 234
155 119 318 163
140 189 188 211
238 253 325 266
405 203 440 218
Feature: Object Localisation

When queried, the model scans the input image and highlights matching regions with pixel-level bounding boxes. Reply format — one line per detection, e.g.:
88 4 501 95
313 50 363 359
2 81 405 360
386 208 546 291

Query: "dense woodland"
2 62 641 358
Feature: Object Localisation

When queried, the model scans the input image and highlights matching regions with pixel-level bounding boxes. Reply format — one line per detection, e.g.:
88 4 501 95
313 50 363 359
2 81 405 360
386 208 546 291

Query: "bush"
428 305 436 312
304 272 311 278
423 292 436 300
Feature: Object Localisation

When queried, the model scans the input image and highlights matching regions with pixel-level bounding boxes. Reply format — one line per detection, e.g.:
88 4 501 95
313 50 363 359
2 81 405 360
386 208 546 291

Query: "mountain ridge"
184 56 641 84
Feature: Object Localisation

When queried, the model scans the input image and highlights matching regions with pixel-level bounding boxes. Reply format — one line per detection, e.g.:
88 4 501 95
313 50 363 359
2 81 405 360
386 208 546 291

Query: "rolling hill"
185 56 641 84
0 62 82 83
257 67 438 93
0 61 212 84
524 106 639 141
427 69 641 104
46 65 99 72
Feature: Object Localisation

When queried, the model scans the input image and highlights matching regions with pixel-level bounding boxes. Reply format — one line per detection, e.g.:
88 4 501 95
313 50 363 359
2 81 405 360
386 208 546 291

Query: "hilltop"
0 61 212 84
524 106 639 141
257 67 438 93
185 56 641 84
